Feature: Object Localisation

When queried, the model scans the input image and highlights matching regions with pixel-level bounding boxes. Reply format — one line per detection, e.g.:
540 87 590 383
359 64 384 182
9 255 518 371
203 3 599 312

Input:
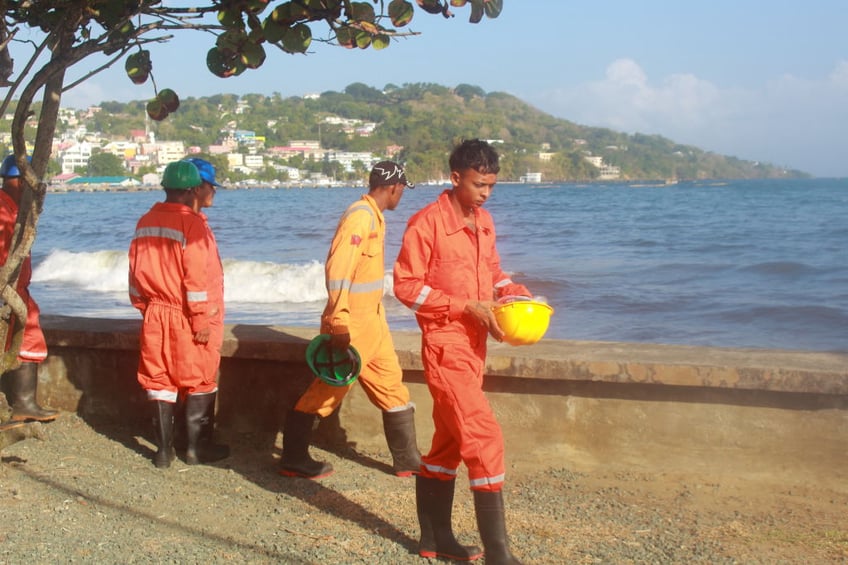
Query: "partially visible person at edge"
0 154 59 427
278 161 421 480
393 139 531 564
128 158 229 469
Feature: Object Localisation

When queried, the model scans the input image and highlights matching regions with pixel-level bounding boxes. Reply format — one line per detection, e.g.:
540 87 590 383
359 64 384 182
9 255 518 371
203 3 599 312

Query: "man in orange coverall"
129 159 228 469
0 154 59 425
279 161 421 480
394 140 531 564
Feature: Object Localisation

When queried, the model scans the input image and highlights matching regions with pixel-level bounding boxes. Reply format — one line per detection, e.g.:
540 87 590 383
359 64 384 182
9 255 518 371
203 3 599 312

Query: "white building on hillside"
325 151 375 172
155 141 186 165
584 155 621 180
102 140 138 160
244 154 264 169
59 141 93 174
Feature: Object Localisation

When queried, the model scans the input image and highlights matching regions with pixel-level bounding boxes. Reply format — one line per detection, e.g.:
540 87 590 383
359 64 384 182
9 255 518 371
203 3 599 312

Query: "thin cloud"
530 58 848 176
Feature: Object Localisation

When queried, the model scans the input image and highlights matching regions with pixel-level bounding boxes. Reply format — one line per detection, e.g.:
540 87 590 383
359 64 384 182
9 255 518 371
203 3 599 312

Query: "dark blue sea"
30 178 848 352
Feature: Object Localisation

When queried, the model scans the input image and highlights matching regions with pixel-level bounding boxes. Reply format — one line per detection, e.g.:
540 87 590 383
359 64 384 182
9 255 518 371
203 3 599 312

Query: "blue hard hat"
0 154 29 178
184 158 222 188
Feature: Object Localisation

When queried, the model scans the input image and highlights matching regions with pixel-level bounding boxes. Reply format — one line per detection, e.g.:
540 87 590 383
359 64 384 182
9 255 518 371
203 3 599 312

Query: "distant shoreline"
47 176 830 194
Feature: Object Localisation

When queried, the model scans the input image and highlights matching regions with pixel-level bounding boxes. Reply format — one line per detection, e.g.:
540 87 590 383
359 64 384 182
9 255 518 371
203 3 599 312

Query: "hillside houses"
2 95 393 186
584 155 622 180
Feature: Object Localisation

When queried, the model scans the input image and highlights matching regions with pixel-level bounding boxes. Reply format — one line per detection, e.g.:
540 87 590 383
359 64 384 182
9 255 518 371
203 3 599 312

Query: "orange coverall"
0 191 47 362
296 194 410 417
129 202 224 401
393 190 529 492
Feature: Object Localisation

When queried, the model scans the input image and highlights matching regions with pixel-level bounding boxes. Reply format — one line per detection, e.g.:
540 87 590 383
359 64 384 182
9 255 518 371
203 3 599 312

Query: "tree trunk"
0 31 69 374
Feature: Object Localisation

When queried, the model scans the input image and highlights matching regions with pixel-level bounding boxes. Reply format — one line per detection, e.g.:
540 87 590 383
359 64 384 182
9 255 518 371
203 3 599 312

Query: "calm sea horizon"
29 177 848 353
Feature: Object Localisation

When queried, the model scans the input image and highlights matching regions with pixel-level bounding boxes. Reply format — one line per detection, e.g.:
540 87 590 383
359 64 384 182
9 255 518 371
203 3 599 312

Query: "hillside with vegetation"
12 83 806 182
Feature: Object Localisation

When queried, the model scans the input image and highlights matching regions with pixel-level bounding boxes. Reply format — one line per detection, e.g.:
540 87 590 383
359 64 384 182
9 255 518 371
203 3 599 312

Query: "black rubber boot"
184 392 230 465
3 363 59 422
151 400 176 469
417 476 483 561
173 394 187 452
278 409 333 479
382 404 422 477
473 490 523 565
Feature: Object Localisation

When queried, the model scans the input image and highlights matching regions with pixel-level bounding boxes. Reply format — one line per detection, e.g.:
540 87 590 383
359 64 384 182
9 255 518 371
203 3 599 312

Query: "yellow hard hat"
493 298 554 346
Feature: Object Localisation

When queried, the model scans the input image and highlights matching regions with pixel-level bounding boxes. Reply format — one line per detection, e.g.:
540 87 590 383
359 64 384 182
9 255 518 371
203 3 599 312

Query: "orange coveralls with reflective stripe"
393 190 529 492
296 194 410 418
0 191 47 363
128 202 224 400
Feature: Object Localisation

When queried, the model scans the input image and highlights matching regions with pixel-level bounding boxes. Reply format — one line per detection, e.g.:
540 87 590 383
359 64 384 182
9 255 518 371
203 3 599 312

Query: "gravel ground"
1 414 847 564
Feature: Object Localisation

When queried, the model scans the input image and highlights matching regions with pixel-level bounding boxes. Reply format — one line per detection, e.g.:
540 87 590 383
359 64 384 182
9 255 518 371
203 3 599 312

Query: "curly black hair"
448 139 500 175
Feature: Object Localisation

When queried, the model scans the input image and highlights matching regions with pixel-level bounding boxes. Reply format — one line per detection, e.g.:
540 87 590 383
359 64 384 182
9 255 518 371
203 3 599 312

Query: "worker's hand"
193 327 210 344
464 300 505 342
330 331 351 352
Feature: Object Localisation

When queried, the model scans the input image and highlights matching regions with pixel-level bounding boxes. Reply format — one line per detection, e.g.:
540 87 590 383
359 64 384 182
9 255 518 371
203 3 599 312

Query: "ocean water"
29 178 848 352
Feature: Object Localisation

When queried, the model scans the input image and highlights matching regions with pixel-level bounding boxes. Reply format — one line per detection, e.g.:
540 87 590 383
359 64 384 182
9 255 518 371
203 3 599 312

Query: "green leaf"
335 27 357 49
218 8 243 28
245 0 270 15
240 41 267 69
270 2 308 25
483 0 503 19
262 18 287 43
371 34 390 50
281 23 312 54
469 0 483 23
388 0 414 27
206 47 232 78
124 49 151 83
269 3 292 24
416 0 445 15
217 29 248 57
350 2 376 23
354 30 372 49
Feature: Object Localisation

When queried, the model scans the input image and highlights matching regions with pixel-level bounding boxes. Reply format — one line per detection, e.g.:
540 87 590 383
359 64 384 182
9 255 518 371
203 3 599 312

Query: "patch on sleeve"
350 234 362 246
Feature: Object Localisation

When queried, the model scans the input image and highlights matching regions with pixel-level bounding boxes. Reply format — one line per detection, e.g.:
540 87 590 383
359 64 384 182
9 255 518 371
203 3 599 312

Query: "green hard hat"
161 160 201 190
305 334 361 387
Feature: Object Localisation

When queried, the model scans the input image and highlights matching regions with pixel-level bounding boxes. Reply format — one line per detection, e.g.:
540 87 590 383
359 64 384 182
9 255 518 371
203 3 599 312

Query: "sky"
10 1 848 177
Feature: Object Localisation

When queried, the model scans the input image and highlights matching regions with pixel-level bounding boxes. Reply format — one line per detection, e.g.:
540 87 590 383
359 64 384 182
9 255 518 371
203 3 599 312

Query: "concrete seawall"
36 315 848 488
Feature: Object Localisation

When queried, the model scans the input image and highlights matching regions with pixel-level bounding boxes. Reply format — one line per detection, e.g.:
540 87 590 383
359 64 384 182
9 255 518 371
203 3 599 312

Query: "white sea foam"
222 258 326 303
33 249 128 292
31 249 394 306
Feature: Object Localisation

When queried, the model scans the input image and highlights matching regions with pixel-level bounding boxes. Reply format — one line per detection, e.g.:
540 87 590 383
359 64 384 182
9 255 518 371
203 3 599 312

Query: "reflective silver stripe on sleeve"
350 279 384 294
494 278 513 289
186 290 208 302
327 279 352 292
340 204 376 231
134 226 186 247
328 278 383 294
410 285 432 312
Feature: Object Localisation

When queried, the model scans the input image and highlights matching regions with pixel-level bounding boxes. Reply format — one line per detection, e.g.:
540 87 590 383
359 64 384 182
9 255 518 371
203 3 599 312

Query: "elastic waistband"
148 300 183 311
